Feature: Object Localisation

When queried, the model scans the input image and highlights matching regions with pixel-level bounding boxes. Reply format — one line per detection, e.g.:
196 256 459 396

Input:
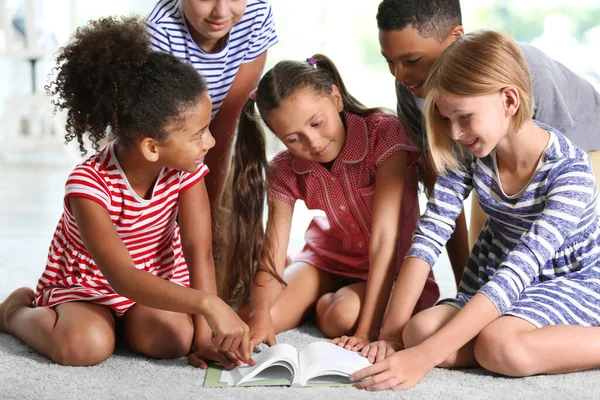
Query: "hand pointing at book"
248 308 277 352
201 293 251 361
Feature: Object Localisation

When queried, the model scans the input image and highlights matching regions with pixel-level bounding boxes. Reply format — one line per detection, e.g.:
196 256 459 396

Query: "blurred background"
0 0 599 296
0 0 598 120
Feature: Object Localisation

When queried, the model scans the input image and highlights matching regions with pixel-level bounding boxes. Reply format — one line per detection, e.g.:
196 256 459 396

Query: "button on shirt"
269 112 421 280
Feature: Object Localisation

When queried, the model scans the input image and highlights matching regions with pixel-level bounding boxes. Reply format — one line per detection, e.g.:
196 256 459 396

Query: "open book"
204 341 372 387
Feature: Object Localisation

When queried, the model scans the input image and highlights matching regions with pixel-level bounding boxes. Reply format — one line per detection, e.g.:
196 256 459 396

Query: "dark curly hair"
376 0 462 42
46 16 208 154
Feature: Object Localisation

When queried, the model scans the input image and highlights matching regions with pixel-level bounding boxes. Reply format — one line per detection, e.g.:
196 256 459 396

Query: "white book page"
298 341 372 386
226 343 300 386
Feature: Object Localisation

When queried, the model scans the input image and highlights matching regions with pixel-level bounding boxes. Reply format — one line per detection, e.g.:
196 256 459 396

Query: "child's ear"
447 25 464 44
139 137 160 163
501 87 520 117
331 84 344 112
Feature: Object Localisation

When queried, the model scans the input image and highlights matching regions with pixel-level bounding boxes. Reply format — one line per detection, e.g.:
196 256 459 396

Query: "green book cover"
204 364 293 387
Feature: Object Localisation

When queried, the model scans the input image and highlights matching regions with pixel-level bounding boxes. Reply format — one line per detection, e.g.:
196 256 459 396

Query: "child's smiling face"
434 89 515 158
182 0 247 50
379 25 463 98
265 86 346 164
160 93 216 173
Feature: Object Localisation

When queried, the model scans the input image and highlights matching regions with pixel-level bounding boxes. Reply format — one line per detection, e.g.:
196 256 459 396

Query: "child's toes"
0 287 35 333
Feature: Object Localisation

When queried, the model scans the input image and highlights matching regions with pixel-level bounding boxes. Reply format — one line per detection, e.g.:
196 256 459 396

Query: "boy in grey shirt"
377 0 600 265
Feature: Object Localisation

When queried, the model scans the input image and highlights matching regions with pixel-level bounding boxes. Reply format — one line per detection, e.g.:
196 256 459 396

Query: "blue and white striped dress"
146 0 278 118
407 122 600 328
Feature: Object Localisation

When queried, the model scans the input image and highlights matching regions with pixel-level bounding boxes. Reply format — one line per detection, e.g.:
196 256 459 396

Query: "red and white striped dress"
34 141 208 316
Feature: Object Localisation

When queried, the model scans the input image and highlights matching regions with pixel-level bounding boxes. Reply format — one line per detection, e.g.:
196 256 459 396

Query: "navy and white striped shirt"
147 0 278 118
407 123 599 314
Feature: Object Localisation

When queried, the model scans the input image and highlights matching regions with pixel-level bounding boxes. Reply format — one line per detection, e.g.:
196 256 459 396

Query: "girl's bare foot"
0 288 35 333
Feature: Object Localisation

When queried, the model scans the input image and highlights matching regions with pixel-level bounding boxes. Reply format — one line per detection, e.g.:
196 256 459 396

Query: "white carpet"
1 136 600 399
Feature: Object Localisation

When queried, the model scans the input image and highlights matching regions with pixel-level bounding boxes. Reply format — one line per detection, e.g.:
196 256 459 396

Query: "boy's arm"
422 163 469 287
203 52 268 206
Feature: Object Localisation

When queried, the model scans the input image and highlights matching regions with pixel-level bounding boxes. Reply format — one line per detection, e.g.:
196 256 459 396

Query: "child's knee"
403 312 441 348
128 317 193 359
474 326 534 377
52 325 114 366
315 292 359 338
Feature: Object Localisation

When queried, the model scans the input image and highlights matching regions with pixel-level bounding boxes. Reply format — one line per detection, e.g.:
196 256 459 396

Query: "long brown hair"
222 54 385 305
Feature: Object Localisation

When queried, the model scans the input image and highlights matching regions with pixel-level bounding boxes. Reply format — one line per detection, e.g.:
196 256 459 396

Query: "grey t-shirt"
396 42 600 152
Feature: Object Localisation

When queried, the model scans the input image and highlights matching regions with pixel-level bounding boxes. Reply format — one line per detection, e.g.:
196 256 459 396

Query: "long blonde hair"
424 29 535 174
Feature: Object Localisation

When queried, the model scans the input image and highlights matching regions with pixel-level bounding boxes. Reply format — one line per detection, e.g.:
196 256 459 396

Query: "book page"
298 341 372 386
225 343 300 386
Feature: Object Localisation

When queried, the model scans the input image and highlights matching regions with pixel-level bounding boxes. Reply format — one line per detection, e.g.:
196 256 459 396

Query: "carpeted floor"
1 136 600 399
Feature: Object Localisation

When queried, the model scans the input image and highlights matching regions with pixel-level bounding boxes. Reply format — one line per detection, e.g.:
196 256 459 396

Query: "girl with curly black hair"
0 16 251 369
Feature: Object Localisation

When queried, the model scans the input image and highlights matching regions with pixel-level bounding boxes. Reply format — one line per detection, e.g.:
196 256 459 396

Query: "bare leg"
403 304 478 368
475 316 600 376
122 303 193 359
241 262 352 334
0 288 115 366
315 281 366 338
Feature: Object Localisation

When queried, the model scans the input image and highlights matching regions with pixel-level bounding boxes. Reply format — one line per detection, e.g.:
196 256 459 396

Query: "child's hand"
360 339 402 363
202 294 251 361
188 341 257 370
248 308 277 351
330 334 370 352
350 346 435 391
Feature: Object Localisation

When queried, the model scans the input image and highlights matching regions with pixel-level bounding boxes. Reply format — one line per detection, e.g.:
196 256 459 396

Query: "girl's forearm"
183 244 218 294
354 239 398 340
183 246 218 341
109 267 214 316
378 257 432 340
420 293 499 365
183 250 217 342
249 197 294 313
249 270 285 312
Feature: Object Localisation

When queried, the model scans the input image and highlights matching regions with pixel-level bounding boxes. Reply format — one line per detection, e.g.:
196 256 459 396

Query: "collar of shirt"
291 112 369 174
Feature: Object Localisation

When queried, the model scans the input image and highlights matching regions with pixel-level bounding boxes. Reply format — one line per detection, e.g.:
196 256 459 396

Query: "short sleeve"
64 165 111 210
370 114 420 168
180 163 209 193
269 152 299 205
242 1 278 63
145 20 173 54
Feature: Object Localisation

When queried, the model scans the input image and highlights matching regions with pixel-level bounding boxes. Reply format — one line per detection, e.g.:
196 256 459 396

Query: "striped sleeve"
180 163 209 193
242 1 278 63
146 20 173 54
64 165 111 210
405 158 475 266
480 159 597 314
